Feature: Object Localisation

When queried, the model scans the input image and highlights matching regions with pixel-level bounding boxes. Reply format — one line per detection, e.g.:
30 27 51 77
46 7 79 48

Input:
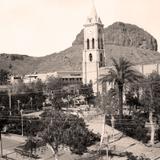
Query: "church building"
82 4 160 94
82 4 105 93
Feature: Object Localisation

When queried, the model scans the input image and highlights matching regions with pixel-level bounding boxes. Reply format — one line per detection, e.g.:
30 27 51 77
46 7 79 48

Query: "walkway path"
86 114 160 160
1 110 160 160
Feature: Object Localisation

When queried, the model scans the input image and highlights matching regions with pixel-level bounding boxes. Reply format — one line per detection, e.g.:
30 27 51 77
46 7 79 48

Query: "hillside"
0 22 160 74
72 22 157 51
0 54 40 75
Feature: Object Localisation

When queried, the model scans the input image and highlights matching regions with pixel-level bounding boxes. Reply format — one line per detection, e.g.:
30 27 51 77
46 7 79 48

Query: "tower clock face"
87 30 92 34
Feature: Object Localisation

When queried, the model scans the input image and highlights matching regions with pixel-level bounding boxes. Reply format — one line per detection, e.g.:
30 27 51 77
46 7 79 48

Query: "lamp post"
67 95 70 111
20 109 23 136
0 131 3 158
111 115 115 142
30 97 33 110
17 100 20 111
8 88 12 116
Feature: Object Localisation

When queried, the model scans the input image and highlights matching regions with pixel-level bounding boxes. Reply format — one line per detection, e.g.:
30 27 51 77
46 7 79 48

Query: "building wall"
133 63 159 76
142 64 158 76
83 50 100 92
99 63 160 93
10 76 22 85
22 72 82 86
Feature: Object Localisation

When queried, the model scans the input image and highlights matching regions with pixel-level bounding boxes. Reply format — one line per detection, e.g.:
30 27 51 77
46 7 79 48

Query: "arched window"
101 38 103 49
87 39 90 49
98 38 100 49
92 38 95 49
100 53 103 62
100 53 103 67
89 53 93 62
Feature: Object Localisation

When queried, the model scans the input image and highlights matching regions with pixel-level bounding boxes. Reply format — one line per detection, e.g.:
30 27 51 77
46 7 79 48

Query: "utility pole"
111 115 115 142
8 88 12 116
67 95 70 111
149 83 155 146
20 109 23 136
100 114 106 147
100 114 110 160
17 100 20 111
30 97 33 110
0 131 3 158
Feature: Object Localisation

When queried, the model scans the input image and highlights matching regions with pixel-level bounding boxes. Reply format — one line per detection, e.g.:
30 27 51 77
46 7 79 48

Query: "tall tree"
24 77 100 159
46 77 67 110
0 69 9 85
140 72 160 145
46 77 63 92
79 83 94 105
125 83 141 114
0 106 9 157
141 72 160 114
96 88 118 115
99 57 142 119
24 110 99 160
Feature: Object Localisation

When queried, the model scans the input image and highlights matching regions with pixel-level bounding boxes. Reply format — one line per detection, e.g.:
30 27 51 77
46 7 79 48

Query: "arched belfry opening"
100 53 103 67
92 38 95 49
87 39 90 49
89 53 93 62
98 38 100 49
101 38 103 49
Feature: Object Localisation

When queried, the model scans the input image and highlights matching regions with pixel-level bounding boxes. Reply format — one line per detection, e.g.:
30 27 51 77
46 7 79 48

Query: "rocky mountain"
72 22 157 51
0 22 159 75
104 22 157 51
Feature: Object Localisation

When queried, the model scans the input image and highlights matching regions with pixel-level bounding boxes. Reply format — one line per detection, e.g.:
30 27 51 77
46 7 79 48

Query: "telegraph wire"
0 116 153 122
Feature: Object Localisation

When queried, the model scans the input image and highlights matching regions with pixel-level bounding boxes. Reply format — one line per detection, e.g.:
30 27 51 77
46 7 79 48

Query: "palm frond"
124 69 144 83
111 57 120 72
99 69 117 83
99 57 143 91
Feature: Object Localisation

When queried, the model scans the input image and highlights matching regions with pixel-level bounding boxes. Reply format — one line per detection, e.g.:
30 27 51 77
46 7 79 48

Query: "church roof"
85 3 102 25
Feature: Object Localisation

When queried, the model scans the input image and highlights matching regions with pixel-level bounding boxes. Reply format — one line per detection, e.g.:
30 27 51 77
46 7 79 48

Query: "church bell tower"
82 3 105 94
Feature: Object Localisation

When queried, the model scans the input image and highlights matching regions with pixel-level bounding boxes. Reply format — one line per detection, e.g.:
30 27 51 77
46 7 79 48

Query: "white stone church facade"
82 5 160 94
82 5 105 93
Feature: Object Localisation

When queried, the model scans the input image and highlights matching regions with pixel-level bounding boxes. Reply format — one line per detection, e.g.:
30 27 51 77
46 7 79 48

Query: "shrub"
106 114 149 143
6 117 42 136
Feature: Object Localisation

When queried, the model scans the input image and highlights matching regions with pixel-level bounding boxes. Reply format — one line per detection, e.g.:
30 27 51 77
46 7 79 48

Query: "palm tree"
99 57 143 119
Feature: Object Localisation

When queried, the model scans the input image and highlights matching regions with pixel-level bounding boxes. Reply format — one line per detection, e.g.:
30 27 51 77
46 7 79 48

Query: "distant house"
10 75 23 85
56 71 82 85
23 74 38 84
21 71 82 85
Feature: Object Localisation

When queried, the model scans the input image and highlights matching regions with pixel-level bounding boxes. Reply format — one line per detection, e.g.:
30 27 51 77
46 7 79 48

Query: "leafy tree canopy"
140 72 160 114
24 110 100 158
0 69 9 85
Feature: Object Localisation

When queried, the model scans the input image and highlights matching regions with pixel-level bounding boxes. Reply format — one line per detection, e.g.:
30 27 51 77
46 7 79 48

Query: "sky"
0 0 159 57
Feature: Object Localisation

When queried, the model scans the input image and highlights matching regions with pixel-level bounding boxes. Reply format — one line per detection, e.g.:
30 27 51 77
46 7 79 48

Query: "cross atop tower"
85 0 102 25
